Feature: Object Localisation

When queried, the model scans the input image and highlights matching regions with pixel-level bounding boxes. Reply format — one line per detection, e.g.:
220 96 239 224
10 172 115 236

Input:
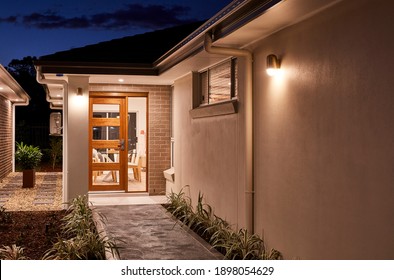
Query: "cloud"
1 4 196 30
0 16 18 23
22 11 90 29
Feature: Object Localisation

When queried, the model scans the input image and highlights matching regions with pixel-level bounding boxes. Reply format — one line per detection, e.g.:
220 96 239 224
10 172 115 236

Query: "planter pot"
22 169 36 188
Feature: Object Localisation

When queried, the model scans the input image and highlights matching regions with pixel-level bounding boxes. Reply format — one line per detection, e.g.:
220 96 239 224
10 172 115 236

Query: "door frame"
89 92 149 192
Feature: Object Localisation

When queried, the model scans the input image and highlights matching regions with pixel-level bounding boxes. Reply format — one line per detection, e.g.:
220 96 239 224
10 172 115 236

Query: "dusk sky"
0 0 233 65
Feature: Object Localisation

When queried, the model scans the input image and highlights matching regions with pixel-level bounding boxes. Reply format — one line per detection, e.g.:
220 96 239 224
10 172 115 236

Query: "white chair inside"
128 151 141 181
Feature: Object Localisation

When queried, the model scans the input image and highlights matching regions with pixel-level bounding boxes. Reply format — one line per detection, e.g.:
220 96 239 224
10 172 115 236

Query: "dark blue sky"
0 0 233 65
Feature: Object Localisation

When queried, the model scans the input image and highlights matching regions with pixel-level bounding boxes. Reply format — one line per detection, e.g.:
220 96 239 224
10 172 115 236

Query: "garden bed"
0 210 65 259
0 196 119 260
165 189 283 260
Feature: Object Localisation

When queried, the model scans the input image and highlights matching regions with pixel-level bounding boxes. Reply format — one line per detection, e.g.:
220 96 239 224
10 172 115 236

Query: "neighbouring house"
34 0 394 259
0 65 30 180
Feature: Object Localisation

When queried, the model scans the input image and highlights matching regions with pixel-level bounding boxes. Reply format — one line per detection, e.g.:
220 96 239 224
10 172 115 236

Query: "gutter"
0 64 30 172
0 65 30 105
11 101 30 172
35 66 64 109
156 0 281 74
204 33 254 233
36 66 68 206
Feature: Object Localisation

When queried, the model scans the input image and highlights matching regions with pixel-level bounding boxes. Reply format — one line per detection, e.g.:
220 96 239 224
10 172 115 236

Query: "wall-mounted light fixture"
77 87 83 96
266 54 280 76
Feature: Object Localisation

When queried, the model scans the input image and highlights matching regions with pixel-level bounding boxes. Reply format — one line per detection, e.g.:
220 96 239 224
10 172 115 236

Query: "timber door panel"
89 97 127 191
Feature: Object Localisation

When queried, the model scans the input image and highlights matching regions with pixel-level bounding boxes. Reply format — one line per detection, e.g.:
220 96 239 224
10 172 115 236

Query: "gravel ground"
0 172 63 211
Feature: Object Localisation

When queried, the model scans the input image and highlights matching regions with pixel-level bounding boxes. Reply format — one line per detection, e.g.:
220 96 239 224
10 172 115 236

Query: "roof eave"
35 61 158 76
0 64 30 104
155 0 283 72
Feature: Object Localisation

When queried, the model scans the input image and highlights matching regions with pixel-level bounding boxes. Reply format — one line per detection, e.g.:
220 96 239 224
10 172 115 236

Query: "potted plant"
15 142 42 188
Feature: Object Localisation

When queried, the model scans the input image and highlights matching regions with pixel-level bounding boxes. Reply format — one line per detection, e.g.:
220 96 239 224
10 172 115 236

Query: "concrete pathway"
94 204 222 260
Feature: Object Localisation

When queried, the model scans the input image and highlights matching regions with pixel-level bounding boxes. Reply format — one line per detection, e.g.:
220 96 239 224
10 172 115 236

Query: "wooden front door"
89 97 127 191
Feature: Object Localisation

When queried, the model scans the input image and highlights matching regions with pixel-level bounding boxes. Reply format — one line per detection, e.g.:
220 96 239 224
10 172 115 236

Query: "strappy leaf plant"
0 244 28 260
218 229 265 260
166 188 194 225
262 248 283 260
166 188 282 260
43 195 120 260
0 206 12 225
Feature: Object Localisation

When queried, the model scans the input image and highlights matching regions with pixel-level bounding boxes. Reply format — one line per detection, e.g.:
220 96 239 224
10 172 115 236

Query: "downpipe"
204 33 254 233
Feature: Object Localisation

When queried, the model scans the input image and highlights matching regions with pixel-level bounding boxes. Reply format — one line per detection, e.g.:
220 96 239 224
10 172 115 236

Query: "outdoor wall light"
77 87 83 96
266 54 280 76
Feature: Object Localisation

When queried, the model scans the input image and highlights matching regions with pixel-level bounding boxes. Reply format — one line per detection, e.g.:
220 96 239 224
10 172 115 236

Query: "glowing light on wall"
266 54 280 76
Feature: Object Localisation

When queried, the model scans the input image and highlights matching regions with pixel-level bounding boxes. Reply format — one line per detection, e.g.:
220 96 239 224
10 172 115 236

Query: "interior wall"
252 0 394 259
128 97 147 135
173 71 246 228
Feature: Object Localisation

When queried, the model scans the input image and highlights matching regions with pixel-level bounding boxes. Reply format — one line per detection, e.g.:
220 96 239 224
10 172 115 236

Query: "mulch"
0 210 66 259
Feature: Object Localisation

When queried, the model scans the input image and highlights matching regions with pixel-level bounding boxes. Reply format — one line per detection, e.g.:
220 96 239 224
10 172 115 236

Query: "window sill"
189 99 238 119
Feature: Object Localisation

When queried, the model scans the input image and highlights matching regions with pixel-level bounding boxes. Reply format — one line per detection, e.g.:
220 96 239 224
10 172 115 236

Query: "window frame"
199 58 238 106
190 58 238 119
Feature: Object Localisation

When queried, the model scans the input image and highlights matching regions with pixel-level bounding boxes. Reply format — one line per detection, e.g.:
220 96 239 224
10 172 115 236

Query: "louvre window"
200 58 237 105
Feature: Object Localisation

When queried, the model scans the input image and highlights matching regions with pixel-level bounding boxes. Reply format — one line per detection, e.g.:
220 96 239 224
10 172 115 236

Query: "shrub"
49 137 62 170
15 142 42 170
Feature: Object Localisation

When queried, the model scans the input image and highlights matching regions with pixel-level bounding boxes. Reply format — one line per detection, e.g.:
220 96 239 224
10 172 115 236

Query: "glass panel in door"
89 98 126 191
127 97 147 192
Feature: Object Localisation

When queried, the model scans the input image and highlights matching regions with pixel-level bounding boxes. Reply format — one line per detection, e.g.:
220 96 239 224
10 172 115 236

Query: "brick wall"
90 84 171 194
147 87 171 195
0 96 13 181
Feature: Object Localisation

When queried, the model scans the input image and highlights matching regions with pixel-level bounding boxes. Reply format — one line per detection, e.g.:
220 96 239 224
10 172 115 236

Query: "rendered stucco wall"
252 0 394 259
66 76 89 202
173 71 247 228
0 96 12 180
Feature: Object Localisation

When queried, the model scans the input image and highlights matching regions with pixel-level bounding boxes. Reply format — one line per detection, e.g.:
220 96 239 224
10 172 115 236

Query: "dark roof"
35 0 283 76
37 21 204 66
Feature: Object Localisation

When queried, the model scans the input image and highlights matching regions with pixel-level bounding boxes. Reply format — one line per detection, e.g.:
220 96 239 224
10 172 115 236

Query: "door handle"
117 139 125 151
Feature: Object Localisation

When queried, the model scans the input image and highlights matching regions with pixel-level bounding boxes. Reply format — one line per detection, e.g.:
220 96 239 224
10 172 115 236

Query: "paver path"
33 174 58 205
95 204 222 260
0 172 62 209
